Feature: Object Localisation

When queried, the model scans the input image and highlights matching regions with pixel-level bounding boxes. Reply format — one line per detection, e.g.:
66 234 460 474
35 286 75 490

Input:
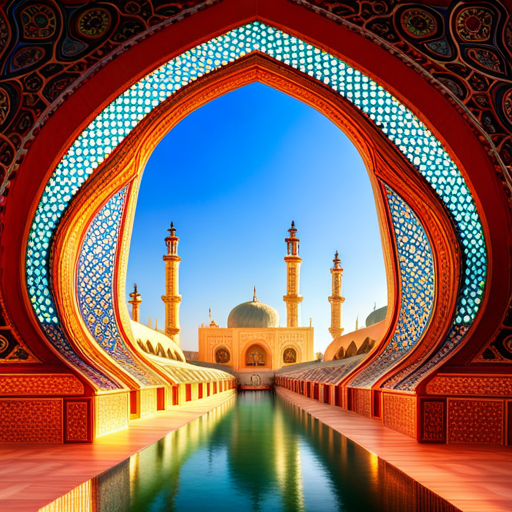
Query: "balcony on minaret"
165 222 179 256
285 220 300 256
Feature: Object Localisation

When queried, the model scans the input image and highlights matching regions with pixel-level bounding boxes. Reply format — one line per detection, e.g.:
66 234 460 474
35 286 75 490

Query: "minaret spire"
328 251 345 339
283 221 303 327
162 222 182 345
128 283 142 322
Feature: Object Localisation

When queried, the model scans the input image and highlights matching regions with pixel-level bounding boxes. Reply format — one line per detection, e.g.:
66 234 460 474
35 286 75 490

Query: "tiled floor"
276 387 512 512
0 391 236 512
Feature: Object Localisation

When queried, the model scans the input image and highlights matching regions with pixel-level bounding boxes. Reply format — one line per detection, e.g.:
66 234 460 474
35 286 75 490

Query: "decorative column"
283 221 303 327
162 222 181 345
128 284 142 322
328 251 345 339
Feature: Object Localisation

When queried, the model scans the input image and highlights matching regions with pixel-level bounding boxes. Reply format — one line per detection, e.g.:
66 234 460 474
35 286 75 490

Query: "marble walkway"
276 387 512 512
0 390 236 512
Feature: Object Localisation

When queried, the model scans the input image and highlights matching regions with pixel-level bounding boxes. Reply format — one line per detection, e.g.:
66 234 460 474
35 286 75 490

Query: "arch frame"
0 0 510 440
45 53 462 392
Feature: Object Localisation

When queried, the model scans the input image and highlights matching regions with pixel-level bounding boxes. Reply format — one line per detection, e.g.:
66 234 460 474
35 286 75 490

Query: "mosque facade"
198 223 319 380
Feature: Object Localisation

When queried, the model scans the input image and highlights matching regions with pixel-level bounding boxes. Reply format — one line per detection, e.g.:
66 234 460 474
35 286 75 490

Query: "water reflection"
41 392 458 512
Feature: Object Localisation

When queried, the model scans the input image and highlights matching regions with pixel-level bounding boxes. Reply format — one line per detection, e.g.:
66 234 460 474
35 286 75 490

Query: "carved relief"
382 394 416 439
66 401 89 442
208 336 232 347
448 399 503 444
0 399 62 442
215 347 230 364
140 388 157 416
279 333 304 344
426 375 512 396
96 393 129 437
352 388 371 418
0 374 84 395
421 400 444 442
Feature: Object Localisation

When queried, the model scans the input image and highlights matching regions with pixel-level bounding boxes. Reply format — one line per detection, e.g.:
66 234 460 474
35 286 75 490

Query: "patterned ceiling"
0 0 511 366
0 0 511 213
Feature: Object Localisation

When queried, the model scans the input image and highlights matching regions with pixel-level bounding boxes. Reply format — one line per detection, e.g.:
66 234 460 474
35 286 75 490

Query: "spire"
286 220 299 256
253 286 258 302
333 250 342 269
165 221 179 255
208 308 218 328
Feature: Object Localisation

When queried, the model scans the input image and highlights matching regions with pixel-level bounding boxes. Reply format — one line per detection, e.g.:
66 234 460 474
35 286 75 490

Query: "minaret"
283 221 303 327
328 251 345 339
162 222 181 345
128 284 142 322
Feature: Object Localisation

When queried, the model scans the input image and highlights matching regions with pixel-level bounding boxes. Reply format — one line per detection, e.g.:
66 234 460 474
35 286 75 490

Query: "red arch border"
2 0 510 376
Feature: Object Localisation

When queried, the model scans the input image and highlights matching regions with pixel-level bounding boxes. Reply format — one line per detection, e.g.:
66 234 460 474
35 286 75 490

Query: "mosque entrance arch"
2 0 511 441
245 344 269 368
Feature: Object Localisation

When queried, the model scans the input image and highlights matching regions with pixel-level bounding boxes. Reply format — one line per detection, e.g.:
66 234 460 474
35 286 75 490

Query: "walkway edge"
0 390 237 512
276 386 512 512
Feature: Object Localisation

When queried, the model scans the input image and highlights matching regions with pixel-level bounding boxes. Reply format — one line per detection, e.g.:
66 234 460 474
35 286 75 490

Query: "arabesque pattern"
77 187 159 386
349 186 434 388
25 21 486 389
292 0 512 180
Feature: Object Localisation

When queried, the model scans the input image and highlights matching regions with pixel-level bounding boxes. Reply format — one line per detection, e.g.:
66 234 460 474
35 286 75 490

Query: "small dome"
365 305 388 327
228 297 279 328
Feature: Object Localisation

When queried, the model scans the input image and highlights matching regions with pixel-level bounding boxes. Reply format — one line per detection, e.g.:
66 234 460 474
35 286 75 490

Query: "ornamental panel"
77 187 159 386
352 388 371 418
382 394 417 439
96 392 129 437
65 401 89 442
426 375 512 396
0 398 62 442
140 388 157 416
0 374 84 395
349 186 435 388
420 400 445 442
448 399 503 443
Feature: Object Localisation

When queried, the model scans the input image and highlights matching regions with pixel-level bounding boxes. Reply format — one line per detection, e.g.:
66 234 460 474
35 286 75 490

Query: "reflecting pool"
42 392 458 512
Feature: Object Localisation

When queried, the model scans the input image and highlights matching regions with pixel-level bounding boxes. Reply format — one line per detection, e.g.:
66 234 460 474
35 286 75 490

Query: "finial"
291 220 295 228
253 286 258 302
134 283 138 294
168 222 176 237
335 251 338 259
209 308 212 321
374 302 376 311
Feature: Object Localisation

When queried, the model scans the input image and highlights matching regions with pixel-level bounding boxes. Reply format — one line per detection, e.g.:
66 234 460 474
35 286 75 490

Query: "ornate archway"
0 0 511 443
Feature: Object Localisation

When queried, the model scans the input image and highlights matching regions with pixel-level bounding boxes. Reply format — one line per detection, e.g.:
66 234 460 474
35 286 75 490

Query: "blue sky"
126 83 387 354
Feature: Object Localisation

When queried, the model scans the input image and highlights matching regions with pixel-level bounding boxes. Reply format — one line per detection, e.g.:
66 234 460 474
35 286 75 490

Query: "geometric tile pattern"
0 398 62 442
77 187 158 386
24 22 486 387
350 186 435 388
448 399 503 444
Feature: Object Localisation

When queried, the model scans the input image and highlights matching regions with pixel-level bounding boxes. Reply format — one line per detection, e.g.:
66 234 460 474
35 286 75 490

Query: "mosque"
198 222 317 386
1 1 512 509
133 220 348 387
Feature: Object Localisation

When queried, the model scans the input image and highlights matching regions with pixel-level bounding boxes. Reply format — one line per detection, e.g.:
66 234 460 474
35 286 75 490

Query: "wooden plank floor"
276 387 512 512
0 391 236 512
